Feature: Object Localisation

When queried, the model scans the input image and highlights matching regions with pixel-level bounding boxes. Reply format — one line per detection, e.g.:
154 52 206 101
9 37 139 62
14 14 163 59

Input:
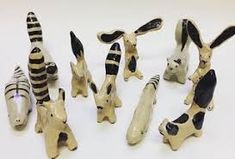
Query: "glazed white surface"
0 0 235 158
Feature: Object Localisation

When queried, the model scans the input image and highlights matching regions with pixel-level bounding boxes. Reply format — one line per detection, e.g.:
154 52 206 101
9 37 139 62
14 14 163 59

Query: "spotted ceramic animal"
97 18 163 81
5 66 32 129
184 20 235 105
126 75 160 145
163 19 191 84
90 43 122 124
27 12 58 81
159 69 217 151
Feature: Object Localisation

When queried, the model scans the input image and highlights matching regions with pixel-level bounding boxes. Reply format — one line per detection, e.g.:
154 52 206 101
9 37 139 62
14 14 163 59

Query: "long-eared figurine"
163 19 191 84
126 75 160 145
28 47 77 159
70 31 94 98
159 69 217 151
97 18 163 81
90 43 122 124
27 12 58 81
184 20 235 106
5 66 32 129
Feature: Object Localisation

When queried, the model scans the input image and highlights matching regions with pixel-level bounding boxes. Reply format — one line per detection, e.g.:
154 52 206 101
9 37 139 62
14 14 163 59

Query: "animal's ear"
70 31 84 59
174 59 182 65
134 18 163 36
106 84 112 95
90 82 98 94
58 88 65 101
97 30 125 44
187 20 203 48
210 26 235 49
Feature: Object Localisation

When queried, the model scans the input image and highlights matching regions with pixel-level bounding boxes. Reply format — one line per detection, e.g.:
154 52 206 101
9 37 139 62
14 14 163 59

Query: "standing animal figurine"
163 19 191 84
97 18 163 81
70 31 93 98
126 75 160 145
28 47 77 158
184 20 235 105
5 66 32 129
159 69 217 151
27 12 58 81
90 43 122 124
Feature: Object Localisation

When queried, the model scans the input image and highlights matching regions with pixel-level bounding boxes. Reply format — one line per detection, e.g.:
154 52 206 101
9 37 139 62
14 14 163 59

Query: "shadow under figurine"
159 69 217 151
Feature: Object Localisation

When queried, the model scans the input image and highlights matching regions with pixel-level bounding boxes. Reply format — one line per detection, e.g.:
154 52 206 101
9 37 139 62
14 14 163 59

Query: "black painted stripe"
30 74 47 81
30 37 43 42
106 53 121 62
28 30 42 36
27 23 41 29
5 83 30 89
8 94 28 99
29 67 46 74
105 64 119 75
5 88 29 95
31 81 47 88
27 17 38 22
33 89 49 97
29 57 44 64
147 82 157 90
37 95 50 104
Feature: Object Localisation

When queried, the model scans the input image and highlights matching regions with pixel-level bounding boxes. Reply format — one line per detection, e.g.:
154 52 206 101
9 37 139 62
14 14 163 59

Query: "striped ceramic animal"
5 66 32 129
127 75 160 145
90 43 122 124
97 18 163 81
27 12 58 81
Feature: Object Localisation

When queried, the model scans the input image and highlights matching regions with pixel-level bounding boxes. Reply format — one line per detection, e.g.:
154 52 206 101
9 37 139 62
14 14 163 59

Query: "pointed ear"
134 18 163 36
58 88 65 101
187 20 203 48
97 30 125 44
90 82 98 94
210 26 235 49
106 84 112 95
70 31 84 58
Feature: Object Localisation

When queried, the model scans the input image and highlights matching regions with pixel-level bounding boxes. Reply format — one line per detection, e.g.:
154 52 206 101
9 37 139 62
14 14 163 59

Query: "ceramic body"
5 66 32 129
184 20 235 105
97 18 163 81
126 75 160 145
159 70 217 151
90 43 122 124
27 12 58 81
163 19 191 84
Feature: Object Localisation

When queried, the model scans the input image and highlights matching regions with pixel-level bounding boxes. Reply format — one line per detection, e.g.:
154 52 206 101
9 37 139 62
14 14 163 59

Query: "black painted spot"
173 113 189 124
90 82 97 94
128 56 136 72
58 132 68 143
70 31 84 58
31 47 41 53
46 63 58 74
181 19 188 51
174 59 182 65
110 42 121 51
59 88 65 101
192 111 205 130
106 84 112 95
100 31 125 43
166 122 179 136
135 18 162 34
187 21 203 48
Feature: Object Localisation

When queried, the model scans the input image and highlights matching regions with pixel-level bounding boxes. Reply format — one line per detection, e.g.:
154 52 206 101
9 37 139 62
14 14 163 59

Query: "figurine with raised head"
97 18 163 81
5 66 32 129
70 31 94 98
163 19 191 84
126 75 160 145
27 12 58 81
184 20 235 105
159 69 217 151
90 43 122 124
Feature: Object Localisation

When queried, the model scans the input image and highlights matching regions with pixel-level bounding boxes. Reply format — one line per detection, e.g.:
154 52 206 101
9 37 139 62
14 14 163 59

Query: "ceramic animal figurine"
126 75 160 145
90 43 122 124
97 18 163 81
70 31 94 98
5 66 32 129
159 69 217 151
27 12 58 81
163 19 191 84
184 20 235 106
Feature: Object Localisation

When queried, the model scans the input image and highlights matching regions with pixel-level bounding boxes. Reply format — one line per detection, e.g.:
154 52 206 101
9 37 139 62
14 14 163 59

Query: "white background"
0 0 235 158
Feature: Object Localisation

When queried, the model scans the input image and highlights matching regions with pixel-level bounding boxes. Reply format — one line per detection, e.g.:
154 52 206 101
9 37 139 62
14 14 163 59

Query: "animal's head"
126 120 145 145
158 119 169 137
166 58 182 73
123 32 137 49
70 61 85 78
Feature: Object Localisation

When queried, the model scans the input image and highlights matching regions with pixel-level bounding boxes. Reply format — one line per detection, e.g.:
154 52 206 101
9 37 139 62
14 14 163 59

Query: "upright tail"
146 75 160 90
70 31 84 59
175 19 190 51
105 43 122 75
27 12 43 43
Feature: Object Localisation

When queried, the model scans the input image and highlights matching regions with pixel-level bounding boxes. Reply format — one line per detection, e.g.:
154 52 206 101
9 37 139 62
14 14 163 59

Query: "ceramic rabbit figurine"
159 69 217 151
163 19 191 84
90 43 122 124
126 75 160 145
184 20 235 106
5 66 32 129
97 18 163 81
70 31 94 98
27 12 58 81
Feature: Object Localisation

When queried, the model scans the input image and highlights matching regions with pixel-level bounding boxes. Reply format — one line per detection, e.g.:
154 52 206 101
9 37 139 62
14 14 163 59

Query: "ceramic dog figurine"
70 31 93 98
159 69 217 151
5 66 32 129
163 19 191 84
90 43 122 124
126 75 160 145
27 12 58 81
184 20 235 105
97 18 163 81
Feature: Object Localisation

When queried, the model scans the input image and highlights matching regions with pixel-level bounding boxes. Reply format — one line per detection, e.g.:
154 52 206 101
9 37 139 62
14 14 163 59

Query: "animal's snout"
16 119 21 123
97 106 103 110
63 120 67 124
201 60 207 64
133 44 136 47
169 67 173 71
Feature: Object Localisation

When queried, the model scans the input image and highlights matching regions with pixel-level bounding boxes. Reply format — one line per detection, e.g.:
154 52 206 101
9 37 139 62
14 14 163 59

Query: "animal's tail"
175 19 190 51
27 12 43 43
70 31 84 59
105 43 122 76
13 65 27 80
146 75 160 90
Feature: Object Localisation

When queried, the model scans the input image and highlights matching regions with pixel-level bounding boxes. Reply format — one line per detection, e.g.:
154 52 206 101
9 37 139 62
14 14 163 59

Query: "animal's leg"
123 68 131 81
71 79 78 98
177 70 186 84
114 94 122 108
45 130 59 159
153 97 157 105
135 70 143 80
184 85 195 105
207 100 214 111
35 107 43 133
163 137 168 143
107 107 116 124
81 85 88 98
194 130 203 137
163 70 171 81
65 128 78 151
169 138 183 151
97 111 105 123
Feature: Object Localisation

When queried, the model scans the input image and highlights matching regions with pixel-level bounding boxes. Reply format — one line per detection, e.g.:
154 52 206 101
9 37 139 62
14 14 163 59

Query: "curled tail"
27 12 43 43
70 31 84 59
175 19 190 51
105 43 122 75
146 75 160 90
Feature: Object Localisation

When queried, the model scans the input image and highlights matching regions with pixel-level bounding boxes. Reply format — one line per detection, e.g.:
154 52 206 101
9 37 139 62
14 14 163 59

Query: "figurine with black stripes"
163 19 191 84
184 20 235 106
159 69 217 151
90 43 122 124
97 18 163 81
5 66 32 129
